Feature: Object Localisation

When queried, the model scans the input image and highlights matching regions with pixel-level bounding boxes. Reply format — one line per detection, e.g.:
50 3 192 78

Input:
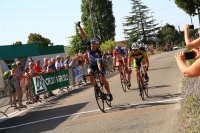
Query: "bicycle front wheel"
144 83 148 97
94 86 105 112
138 75 145 101
120 73 127 92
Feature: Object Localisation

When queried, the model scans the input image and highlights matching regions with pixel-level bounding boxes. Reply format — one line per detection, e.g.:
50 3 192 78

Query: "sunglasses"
133 49 138 51
18 64 21 65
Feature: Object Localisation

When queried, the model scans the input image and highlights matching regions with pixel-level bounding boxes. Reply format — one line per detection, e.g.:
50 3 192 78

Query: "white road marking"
72 115 79 120
0 98 181 130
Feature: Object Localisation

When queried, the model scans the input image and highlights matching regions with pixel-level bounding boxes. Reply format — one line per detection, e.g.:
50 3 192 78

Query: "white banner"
74 66 83 83
32 76 48 95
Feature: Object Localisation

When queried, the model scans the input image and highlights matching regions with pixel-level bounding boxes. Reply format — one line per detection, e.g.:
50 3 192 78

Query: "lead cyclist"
77 21 113 101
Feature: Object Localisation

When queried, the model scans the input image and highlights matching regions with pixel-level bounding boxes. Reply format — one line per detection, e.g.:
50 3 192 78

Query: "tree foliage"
174 0 197 15
27 33 53 47
81 0 115 44
13 41 22 45
124 0 160 45
68 24 87 56
100 39 116 52
157 23 184 45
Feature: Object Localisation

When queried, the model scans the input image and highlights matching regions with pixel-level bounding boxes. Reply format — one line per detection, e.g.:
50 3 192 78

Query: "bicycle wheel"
120 68 127 92
94 85 105 112
144 83 148 97
138 74 145 100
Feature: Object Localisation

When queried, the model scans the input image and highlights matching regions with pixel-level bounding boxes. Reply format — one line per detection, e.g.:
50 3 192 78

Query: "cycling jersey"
129 50 147 70
85 39 102 65
85 39 105 74
128 50 146 60
113 49 125 65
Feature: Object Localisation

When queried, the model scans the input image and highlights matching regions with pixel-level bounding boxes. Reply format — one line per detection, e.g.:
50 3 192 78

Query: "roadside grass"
179 48 199 132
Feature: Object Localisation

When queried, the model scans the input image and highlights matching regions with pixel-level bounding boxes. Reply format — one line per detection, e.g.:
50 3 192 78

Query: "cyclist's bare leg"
134 70 139 86
88 70 95 86
100 75 110 93
141 61 147 74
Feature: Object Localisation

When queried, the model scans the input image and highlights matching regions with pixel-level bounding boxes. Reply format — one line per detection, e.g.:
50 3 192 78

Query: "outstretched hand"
77 21 81 27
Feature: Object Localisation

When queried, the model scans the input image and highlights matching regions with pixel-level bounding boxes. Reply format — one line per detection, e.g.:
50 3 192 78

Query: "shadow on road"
147 93 181 100
106 100 179 113
0 102 89 133
149 67 170 71
148 85 171 89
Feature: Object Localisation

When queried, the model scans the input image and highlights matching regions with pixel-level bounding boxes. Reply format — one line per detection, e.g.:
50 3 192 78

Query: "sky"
0 0 199 46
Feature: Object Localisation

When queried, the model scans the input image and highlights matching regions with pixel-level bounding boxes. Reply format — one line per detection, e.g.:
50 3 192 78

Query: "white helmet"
90 38 99 44
131 42 140 50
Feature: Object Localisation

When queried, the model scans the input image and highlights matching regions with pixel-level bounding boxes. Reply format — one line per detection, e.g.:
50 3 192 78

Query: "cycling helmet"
90 38 99 44
131 42 140 50
115 45 121 51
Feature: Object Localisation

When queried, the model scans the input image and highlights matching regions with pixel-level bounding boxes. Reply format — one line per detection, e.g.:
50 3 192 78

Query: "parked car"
173 45 179 50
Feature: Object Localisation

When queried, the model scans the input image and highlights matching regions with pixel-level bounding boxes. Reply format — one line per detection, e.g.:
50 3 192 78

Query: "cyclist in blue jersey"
77 22 113 101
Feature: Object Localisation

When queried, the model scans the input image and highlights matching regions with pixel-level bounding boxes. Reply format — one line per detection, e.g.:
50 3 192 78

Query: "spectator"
15 61 25 108
51 57 56 71
78 50 83 57
48 58 57 96
47 60 55 73
64 55 70 69
24 67 32 104
83 50 88 60
33 60 44 101
55 55 65 93
10 63 18 108
175 25 200 77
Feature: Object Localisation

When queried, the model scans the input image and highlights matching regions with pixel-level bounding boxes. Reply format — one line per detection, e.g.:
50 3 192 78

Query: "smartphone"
189 25 194 29
184 52 196 60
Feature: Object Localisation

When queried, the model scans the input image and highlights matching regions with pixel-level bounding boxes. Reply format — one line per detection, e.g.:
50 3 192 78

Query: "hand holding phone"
189 25 194 29
184 52 196 60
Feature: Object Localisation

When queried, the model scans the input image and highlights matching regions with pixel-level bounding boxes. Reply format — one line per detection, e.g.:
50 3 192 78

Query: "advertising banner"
32 70 69 96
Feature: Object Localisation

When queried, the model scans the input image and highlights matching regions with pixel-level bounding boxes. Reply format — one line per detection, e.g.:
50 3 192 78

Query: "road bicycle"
88 70 112 112
137 65 148 100
115 65 130 92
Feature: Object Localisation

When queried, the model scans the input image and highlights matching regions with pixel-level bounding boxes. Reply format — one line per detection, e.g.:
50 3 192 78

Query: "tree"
174 0 196 15
27 33 53 47
81 0 115 44
124 0 160 45
68 24 87 56
13 41 22 45
157 23 183 45
100 39 116 52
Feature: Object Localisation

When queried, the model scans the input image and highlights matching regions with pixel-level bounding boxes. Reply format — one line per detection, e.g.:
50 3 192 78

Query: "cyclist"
113 45 131 87
77 22 113 101
128 42 149 90
124 47 131 87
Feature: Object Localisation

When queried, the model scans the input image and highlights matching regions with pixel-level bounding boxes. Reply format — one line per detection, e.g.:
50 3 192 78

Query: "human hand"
184 24 190 32
77 21 81 27
175 51 185 62
191 48 200 60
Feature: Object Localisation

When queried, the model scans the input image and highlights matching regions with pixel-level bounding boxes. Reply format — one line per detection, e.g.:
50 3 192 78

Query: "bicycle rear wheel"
94 85 105 112
120 72 127 92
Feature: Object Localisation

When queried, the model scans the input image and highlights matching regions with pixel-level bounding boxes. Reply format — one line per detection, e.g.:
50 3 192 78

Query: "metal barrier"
0 57 115 117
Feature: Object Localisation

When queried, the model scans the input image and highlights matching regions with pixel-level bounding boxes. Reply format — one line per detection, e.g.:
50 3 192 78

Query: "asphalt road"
0 49 184 133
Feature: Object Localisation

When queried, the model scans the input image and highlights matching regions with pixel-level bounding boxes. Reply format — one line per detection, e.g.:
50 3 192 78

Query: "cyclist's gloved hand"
77 21 81 27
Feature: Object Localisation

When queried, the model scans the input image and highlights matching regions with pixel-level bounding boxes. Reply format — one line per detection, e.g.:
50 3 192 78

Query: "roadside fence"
0 57 114 117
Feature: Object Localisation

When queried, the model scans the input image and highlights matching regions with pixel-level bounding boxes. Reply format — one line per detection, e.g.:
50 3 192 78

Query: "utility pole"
160 20 163 30
151 12 159 49
122 21 127 46
88 0 96 38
